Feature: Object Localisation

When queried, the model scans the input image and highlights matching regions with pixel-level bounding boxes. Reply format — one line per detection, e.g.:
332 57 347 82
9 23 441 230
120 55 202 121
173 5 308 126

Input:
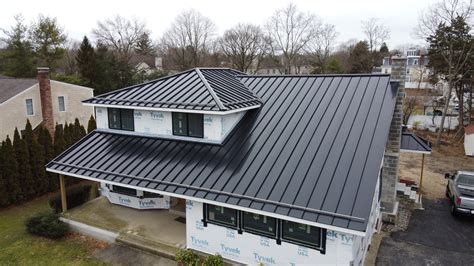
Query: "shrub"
203 254 224 266
176 249 200 266
49 184 92 213
25 209 69 239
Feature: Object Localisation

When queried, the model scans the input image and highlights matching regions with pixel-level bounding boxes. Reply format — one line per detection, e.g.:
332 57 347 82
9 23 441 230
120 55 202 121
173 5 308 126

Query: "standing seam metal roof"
83 68 261 111
47 72 398 232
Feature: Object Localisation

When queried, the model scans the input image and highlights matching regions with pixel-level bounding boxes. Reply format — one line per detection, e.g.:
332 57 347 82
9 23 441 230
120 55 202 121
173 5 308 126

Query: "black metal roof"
400 132 432 154
83 68 261 111
47 73 398 232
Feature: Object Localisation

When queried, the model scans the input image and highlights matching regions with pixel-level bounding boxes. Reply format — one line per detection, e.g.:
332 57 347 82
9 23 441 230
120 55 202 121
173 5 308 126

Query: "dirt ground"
399 130 474 199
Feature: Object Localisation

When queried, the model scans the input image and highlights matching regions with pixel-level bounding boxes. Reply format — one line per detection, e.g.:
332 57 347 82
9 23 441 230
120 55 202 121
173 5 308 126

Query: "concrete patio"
63 196 186 259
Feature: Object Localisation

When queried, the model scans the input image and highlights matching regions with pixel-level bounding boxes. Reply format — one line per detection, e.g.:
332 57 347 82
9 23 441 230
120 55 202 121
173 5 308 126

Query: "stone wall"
381 56 406 218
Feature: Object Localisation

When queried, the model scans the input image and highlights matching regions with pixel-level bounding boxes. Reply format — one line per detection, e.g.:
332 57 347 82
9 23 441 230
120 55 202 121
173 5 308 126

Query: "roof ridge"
195 68 227 111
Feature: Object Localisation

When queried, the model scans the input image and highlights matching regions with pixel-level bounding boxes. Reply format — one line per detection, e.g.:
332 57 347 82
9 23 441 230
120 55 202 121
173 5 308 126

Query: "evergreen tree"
23 119 34 147
13 128 33 200
0 141 10 206
63 123 72 147
53 124 66 156
348 41 373 73
38 127 56 191
30 15 67 69
87 115 96 133
3 136 21 204
0 15 35 77
325 57 345 74
30 138 48 194
135 32 155 55
76 36 97 87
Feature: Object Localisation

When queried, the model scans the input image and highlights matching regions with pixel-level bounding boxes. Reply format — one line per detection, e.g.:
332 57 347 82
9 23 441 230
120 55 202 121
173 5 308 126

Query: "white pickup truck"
445 171 474 216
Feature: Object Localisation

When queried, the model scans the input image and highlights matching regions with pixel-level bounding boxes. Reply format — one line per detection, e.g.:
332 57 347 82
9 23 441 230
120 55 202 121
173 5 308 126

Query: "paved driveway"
376 198 474 265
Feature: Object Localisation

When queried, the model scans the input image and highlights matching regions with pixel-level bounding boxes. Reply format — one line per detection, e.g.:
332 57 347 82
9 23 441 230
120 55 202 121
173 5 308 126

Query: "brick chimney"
380 55 406 222
37 67 54 133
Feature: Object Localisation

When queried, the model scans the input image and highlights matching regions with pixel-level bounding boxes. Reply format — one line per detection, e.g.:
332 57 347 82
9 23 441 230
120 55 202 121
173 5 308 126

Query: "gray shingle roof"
47 73 398 232
0 77 37 103
83 68 261 111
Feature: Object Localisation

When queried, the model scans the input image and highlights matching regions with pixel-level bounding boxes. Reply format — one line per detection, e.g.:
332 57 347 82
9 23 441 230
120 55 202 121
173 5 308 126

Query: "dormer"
83 68 262 144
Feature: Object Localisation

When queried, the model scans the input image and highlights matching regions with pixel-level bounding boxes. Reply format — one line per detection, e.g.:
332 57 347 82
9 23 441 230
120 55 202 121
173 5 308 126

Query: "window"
206 204 238 228
108 108 134 131
172 112 203 138
143 191 163 198
112 185 137 196
243 212 277 237
58 96 65 111
25 99 34 116
282 220 322 248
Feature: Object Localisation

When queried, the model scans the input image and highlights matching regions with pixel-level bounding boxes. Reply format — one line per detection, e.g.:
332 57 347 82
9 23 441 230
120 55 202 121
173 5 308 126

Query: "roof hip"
195 68 227 111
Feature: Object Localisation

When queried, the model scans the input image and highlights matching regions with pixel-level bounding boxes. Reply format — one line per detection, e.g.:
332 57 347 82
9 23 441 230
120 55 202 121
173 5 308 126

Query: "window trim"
58 96 66 112
25 98 34 116
172 112 204 139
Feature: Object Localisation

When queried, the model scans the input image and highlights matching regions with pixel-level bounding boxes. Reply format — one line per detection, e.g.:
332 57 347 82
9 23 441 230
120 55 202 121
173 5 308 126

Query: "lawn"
0 195 106 265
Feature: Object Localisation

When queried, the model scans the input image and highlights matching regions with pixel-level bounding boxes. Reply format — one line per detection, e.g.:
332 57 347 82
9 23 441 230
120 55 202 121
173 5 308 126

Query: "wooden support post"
59 174 67 213
419 154 425 193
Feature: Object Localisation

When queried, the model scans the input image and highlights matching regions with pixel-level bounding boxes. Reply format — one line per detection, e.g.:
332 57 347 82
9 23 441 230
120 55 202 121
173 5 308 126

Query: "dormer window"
172 112 203 138
108 108 134 131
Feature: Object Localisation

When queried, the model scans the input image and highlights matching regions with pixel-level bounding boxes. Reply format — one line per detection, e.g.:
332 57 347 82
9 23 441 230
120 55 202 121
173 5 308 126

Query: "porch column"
419 154 425 193
59 174 67 213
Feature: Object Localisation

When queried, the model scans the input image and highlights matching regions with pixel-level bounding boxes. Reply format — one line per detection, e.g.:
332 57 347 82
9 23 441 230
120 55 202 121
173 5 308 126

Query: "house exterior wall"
95 107 245 144
50 80 94 127
0 81 94 141
186 200 358 265
0 84 42 140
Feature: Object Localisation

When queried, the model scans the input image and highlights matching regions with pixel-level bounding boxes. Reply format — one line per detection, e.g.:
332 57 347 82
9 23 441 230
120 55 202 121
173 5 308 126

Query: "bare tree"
415 0 472 39
219 23 268 73
92 15 149 62
306 24 338 73
403 96 419 125
161 9 217 71
361 17 390 53
60 40 80 75
265 3 321 74
416 0 473 145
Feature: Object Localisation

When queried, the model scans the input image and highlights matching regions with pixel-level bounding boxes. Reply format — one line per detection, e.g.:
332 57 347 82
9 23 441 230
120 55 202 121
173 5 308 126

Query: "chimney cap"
37 67 50 73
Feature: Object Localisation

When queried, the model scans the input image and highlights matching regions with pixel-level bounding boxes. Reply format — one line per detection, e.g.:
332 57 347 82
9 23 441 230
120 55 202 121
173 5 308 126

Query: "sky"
0 0 436 49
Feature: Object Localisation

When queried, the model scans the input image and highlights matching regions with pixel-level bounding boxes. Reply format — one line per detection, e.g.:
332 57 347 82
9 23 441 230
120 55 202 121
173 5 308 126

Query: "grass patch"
0 195 106 265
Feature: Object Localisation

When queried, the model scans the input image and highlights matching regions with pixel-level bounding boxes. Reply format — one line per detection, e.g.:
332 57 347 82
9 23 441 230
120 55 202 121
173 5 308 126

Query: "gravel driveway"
376 198 474 265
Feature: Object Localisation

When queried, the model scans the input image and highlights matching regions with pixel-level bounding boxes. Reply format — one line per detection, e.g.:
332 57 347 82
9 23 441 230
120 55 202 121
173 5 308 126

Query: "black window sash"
172 112 203 138
108 108 134 131
202 204 326 253
242 212 277 238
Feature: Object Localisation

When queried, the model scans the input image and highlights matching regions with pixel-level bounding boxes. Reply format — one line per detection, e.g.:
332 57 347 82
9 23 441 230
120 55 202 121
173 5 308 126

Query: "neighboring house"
46 67 403 265
0 68 94 140
381 49 434 90
130 54 163 74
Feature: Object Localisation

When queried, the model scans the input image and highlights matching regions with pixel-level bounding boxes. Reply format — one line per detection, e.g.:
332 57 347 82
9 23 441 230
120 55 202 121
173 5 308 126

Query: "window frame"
58 96 66 112
108 108 135 131
242 211 277 238
172 112 204 138
111 185 137 197
280 220 325 250
25 99 34 116
204 204 239 229
202 204 326 253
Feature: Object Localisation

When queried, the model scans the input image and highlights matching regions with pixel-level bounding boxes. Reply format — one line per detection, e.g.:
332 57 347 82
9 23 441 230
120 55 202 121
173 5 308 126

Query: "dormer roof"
83 68 262 112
